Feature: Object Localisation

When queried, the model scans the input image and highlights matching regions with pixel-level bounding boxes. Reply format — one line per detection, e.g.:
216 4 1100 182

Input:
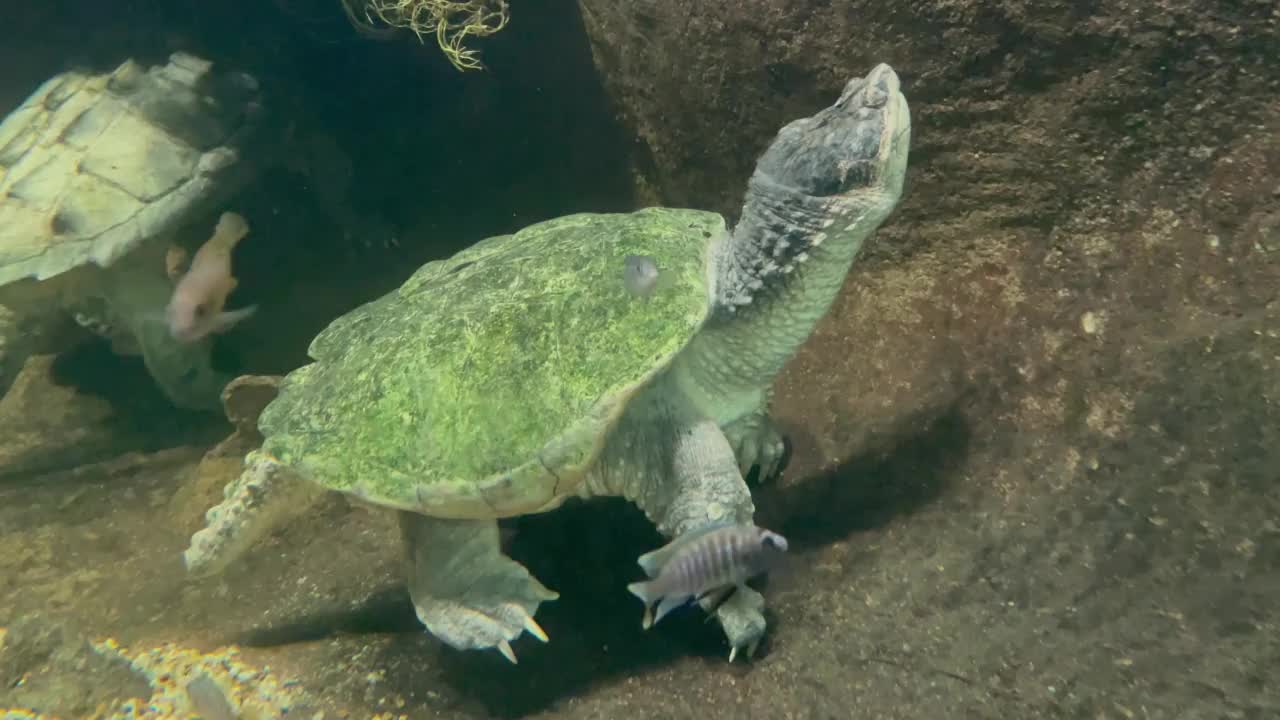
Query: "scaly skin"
619 63 912 659
672 63 912 475
185 450 326 577
722 403 787 481
400 513 557 663
581 397 765 659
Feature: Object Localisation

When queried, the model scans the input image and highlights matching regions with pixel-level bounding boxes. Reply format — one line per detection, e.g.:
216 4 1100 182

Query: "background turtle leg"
722 402 788 483
399 511 558 663
627 418 770 660
96 260 230 411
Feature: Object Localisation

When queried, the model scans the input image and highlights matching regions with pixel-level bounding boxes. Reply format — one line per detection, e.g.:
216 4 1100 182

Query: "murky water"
2 1 1277 718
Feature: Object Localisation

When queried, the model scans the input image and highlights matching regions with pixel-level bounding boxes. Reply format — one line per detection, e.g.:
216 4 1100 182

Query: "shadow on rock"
235 587 424 648
50 336 228 443
0 341 223 485
760 403 972 551
223 406 970 717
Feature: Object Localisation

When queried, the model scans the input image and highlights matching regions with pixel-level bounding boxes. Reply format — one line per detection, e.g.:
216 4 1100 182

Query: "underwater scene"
0 1 1277 718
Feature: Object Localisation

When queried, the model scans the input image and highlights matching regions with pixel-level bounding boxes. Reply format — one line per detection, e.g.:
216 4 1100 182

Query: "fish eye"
194 303 208 318
762 532 788 552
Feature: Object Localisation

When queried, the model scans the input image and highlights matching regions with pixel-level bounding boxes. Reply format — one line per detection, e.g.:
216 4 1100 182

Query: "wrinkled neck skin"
578 178 883 511
669 175 898 424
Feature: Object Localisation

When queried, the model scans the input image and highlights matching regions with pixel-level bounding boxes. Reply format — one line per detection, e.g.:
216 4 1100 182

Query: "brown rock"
540 4 1280 717
0 355 140 480
576 0 1280 464
578 1 1280 231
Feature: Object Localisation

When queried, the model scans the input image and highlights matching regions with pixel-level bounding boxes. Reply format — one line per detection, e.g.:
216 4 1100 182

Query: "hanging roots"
340 0 510 71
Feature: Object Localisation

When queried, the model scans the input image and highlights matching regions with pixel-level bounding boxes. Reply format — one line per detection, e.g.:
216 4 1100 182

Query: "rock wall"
575 0 1279 460
557 3 1280 715
578 1 1278 226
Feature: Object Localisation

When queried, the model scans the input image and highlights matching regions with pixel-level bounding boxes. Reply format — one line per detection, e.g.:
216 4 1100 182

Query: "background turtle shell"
259 207 722 518
0 53 260 286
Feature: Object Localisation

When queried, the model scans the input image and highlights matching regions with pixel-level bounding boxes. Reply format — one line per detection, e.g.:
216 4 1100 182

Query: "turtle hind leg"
399 512 558 663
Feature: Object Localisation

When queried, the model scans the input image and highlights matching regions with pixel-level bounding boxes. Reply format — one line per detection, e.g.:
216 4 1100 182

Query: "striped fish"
627 522 789 629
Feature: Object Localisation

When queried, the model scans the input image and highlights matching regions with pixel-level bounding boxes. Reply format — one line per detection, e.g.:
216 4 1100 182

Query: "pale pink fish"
627 522 789 630
166 211 257 343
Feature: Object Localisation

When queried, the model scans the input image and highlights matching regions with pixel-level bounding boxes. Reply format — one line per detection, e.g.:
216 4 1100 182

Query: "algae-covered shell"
260 207 721 518
0 52 259 287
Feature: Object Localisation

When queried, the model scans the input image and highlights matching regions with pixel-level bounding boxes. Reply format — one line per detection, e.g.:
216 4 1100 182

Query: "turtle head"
754 63 910 207
682 65 911 404
715 63 911 312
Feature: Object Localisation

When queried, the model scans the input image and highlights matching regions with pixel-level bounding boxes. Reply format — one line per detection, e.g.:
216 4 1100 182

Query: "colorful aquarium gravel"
1 710 60 720
84 638 312 720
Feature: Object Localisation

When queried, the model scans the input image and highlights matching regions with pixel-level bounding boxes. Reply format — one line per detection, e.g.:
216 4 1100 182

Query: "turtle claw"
411 577 557 660
498 640 517 664
401 514 558 661
523 612 550 642
725 412 787 483
701 584 767 663
728 639 760 664
496 608 551 662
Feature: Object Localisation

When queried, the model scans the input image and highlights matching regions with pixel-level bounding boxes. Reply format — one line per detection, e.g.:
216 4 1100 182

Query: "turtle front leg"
399 512 558 663
631 419 770 661
96 260 230 410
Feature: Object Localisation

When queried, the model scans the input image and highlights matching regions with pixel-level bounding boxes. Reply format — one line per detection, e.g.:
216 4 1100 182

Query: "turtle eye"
194 303 208 318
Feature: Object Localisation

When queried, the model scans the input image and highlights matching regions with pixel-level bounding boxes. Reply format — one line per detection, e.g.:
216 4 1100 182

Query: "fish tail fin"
627 579 657 604
212 305 258 334
651 594 689 628
627 580 659 629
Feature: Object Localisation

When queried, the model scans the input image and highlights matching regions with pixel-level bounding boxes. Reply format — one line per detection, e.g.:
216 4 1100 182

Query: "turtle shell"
259 207 722 518
0 53 260 287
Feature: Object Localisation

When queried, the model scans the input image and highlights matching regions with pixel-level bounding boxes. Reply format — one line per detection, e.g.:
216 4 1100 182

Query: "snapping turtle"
0 52 262 410
185 63 911 661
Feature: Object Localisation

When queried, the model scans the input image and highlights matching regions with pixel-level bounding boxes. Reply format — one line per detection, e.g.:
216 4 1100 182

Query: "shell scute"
260 207 724 516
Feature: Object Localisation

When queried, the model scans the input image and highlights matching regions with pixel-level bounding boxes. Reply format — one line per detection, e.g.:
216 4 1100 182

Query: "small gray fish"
185 672 239 720
623 254 660 297
627 521 788 629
